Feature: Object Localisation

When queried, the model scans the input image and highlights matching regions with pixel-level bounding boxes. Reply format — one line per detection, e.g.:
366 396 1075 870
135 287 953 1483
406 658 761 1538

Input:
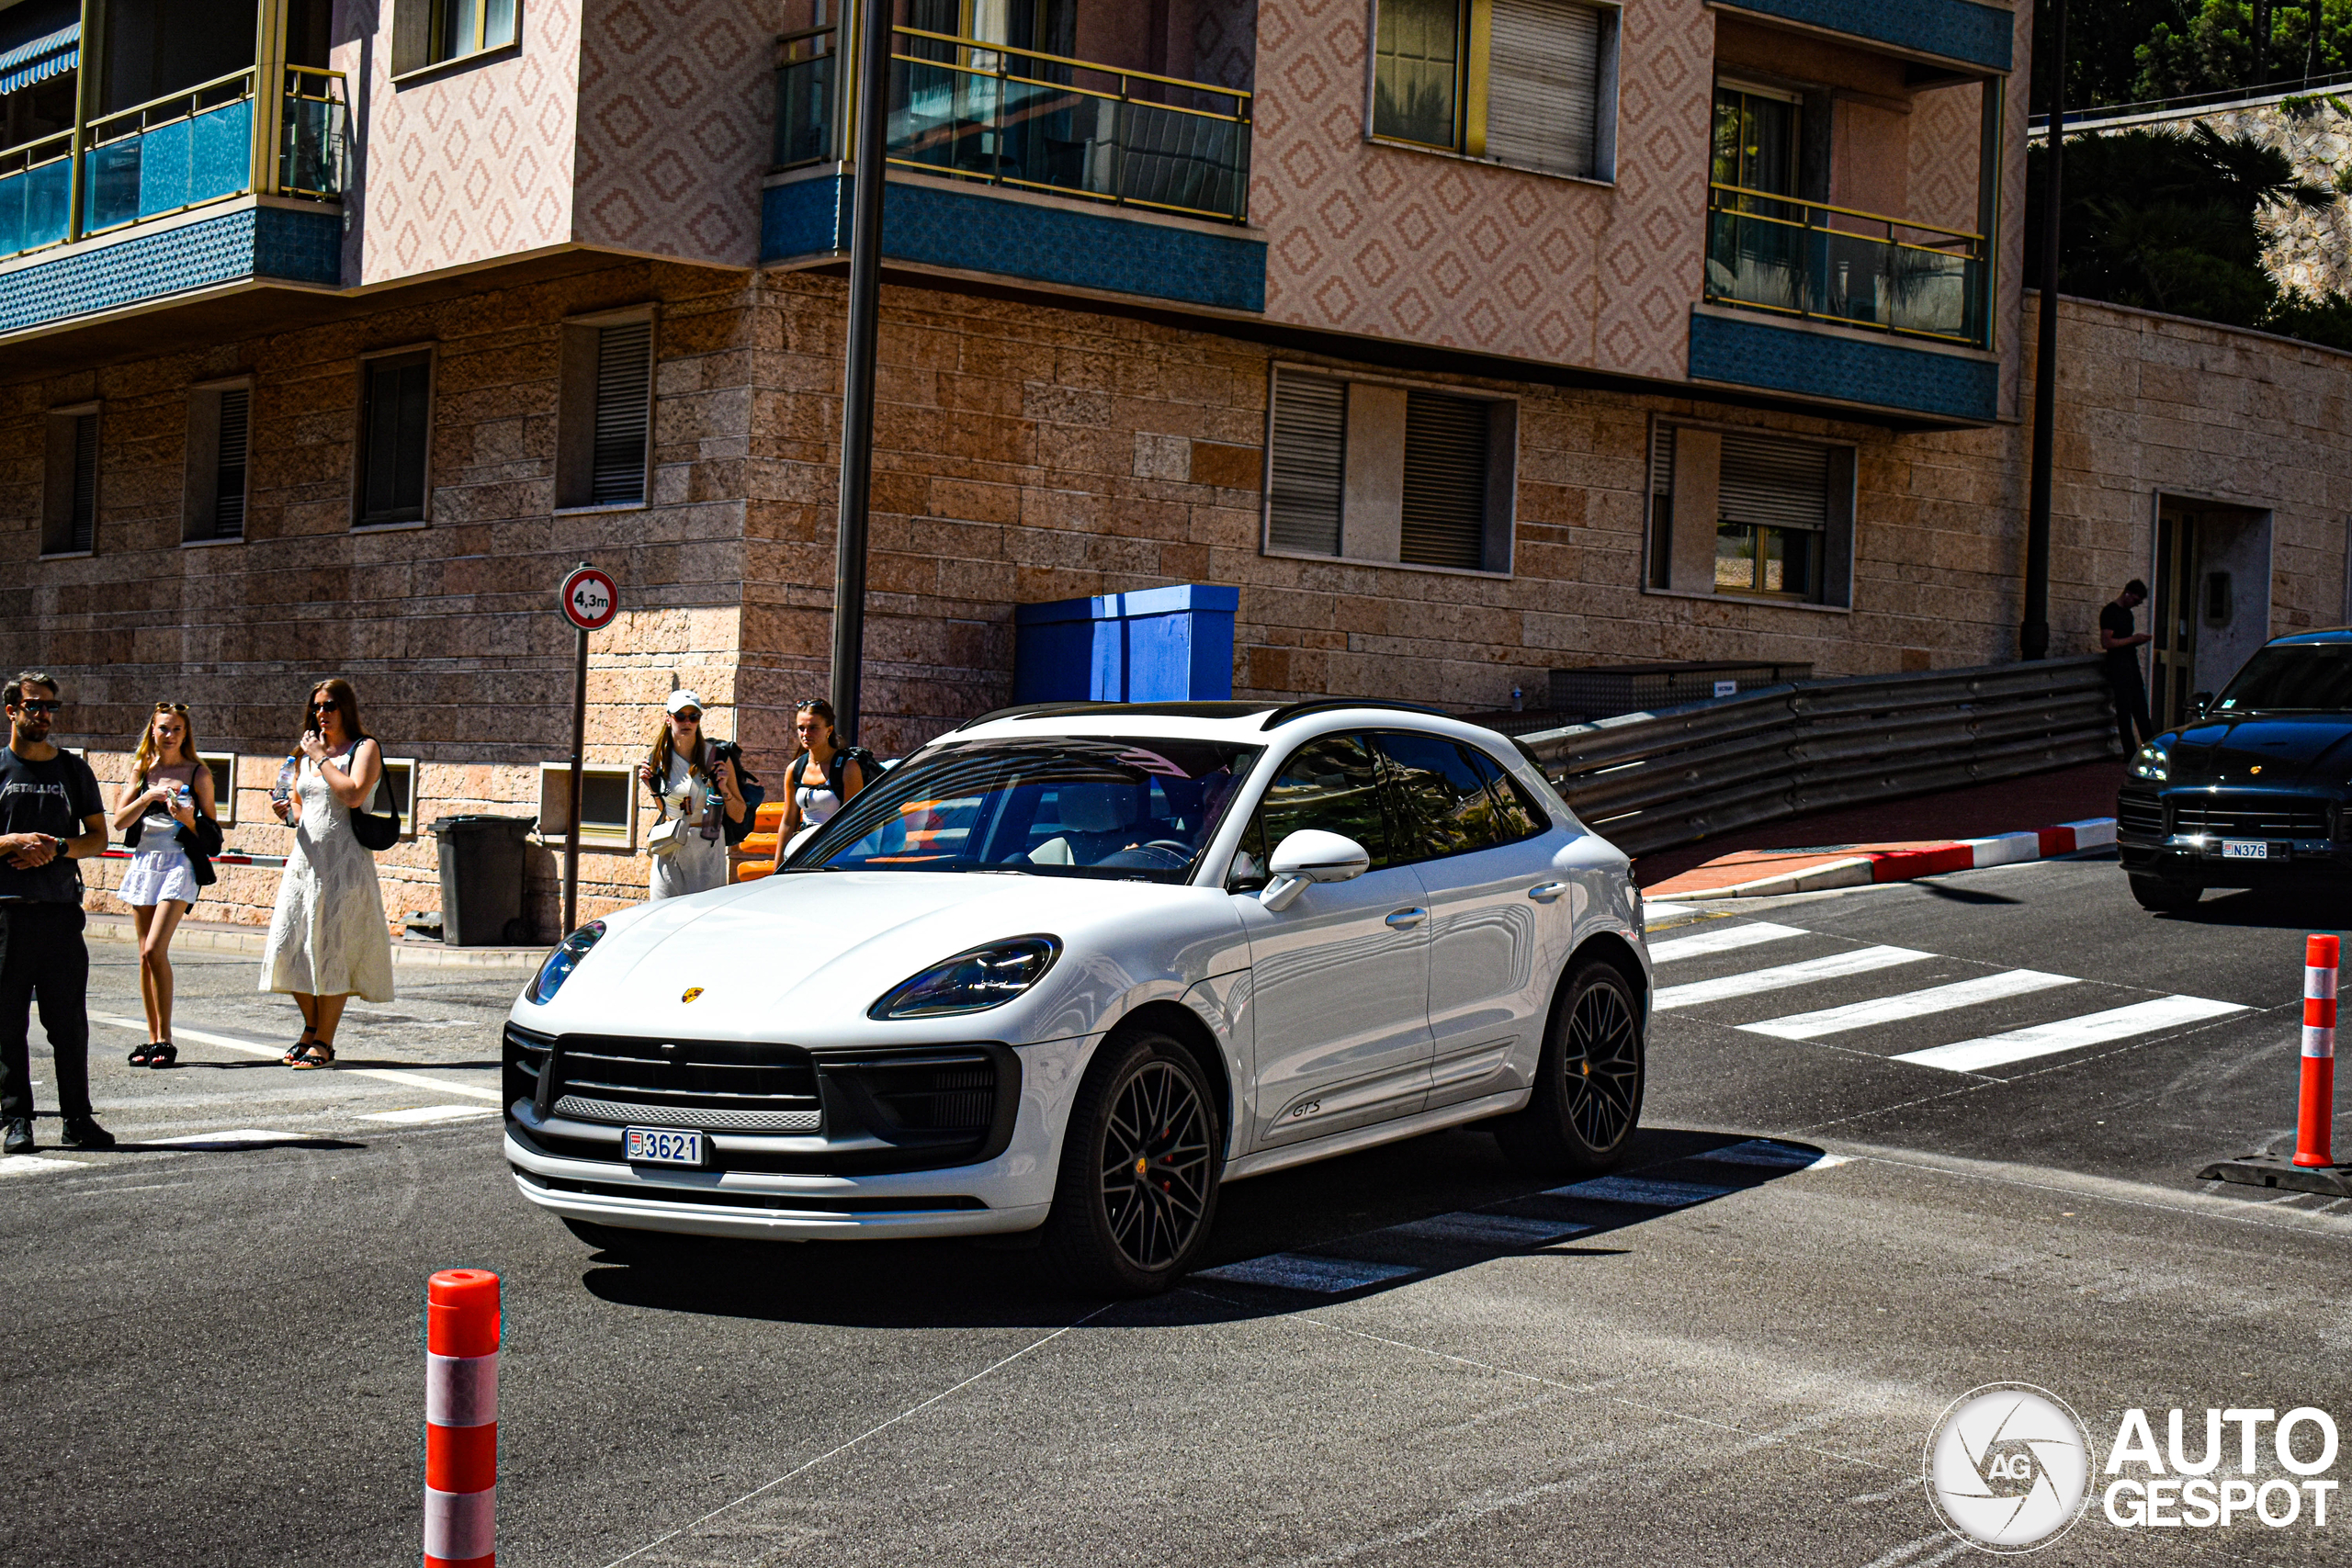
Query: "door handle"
1385 907 1427 930
1527 882 1569 903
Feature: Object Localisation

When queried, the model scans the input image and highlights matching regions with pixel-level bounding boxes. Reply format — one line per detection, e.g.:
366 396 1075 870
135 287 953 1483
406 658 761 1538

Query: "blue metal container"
1013 584 1238 704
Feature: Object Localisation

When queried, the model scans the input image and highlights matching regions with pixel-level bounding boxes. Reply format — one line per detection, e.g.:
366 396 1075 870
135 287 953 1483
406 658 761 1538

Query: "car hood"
519 870 1245 1045
2165 715 2352 792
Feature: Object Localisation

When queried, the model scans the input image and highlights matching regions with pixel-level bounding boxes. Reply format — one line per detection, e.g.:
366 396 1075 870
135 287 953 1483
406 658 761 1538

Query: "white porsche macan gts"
503 699 1652 1294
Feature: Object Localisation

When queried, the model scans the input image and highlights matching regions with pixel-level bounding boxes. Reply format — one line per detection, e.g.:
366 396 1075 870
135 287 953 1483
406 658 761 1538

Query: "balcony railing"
0 64 346 264
1703 184 1989 349
776 25 1253 224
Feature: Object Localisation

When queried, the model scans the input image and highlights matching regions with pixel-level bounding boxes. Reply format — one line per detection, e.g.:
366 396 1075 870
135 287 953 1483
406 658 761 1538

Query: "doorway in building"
2151 497 2272 728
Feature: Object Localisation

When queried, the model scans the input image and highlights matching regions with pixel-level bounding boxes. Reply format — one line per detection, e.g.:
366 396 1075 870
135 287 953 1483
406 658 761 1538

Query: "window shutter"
1268 372 1345 555
1400 390 1488 570
590 322 652 505
362 355 431 523
213 389 248 539
1649 422 1675 499
1486 0 1601 179
1717 431 1828 531
68 412 96 550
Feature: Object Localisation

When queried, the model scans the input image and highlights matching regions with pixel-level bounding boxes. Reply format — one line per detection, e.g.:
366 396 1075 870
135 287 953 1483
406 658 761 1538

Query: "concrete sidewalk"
85 913 545 970
1634 759 2129 892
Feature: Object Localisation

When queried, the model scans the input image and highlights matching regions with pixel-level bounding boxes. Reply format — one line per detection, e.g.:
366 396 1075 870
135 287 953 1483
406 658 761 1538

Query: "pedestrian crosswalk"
1652 918 2253 1075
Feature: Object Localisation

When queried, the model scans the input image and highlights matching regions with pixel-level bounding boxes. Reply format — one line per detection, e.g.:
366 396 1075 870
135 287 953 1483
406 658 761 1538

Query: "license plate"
624 1127 705 1166
2221 840 2269 861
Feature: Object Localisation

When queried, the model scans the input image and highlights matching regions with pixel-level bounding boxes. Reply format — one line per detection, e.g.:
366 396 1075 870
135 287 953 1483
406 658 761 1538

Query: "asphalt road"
5 854 2348 1566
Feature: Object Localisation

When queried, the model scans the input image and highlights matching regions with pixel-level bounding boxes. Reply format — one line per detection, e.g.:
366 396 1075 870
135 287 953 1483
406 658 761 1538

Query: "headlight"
528 920 605 1005
870 936 1060 1020
2130 745 2169 781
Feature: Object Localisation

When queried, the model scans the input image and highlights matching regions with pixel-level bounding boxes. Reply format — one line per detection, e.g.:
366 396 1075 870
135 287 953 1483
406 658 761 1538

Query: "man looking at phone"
0 671 113 1154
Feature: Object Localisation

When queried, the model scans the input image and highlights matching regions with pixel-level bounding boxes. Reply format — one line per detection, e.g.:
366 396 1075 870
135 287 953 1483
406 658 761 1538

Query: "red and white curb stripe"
2297 935 2338 1170
425 1269 499 1568
1665 818 2117 901
98 845 289 868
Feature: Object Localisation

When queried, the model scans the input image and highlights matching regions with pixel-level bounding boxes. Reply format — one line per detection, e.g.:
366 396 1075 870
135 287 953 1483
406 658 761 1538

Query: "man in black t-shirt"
0 671 113 1155
2099 580 2156 756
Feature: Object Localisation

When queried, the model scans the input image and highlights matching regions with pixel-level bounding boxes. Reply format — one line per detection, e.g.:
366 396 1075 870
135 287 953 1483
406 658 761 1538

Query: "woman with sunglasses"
260 679 394 1066
636 690 747 900
110 702 218 1067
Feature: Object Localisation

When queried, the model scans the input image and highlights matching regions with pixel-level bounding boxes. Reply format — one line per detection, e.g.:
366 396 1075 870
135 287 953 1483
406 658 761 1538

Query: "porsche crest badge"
681 987 705 1004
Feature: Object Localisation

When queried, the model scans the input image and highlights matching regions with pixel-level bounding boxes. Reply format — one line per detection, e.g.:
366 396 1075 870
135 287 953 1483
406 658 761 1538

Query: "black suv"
2116 630 2352 911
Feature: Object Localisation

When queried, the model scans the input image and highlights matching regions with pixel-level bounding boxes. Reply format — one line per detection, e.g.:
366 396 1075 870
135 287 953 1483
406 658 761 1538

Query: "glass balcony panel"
774 51 834 166
1705 185 1986 348
85 95 254 231
282 90 345 197
0 151 72 257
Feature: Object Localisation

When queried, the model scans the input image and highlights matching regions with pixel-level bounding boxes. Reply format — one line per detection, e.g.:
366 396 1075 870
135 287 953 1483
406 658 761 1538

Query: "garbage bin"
430 815 537 947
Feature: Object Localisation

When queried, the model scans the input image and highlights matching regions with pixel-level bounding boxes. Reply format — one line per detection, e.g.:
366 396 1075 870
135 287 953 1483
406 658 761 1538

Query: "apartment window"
538 761 637 849
556 316 653 510
1264 368 1515 574
41 406 98 555
1645 421 1854 607
198 752 238 826
395 0 520 73
1372 0 1618 180
356 351 432 525
184 383 251 543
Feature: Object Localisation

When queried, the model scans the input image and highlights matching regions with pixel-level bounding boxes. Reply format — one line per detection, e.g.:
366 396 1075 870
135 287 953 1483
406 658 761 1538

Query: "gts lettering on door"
1289 1100 1322 1120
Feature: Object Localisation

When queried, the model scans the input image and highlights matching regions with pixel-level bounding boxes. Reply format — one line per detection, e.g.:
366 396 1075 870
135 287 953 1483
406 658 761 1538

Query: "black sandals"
146 1041 176 1068
290 1041 335 1070
282 1028 317 1066
128 1041 161 1066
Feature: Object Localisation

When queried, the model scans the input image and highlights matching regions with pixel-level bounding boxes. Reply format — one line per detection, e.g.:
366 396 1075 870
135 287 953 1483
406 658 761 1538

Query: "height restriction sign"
560 566 618 631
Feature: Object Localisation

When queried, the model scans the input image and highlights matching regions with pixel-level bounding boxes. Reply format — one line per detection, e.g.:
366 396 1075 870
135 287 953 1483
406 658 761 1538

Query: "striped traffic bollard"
425 1269 500 1568
2296 935 2339 1169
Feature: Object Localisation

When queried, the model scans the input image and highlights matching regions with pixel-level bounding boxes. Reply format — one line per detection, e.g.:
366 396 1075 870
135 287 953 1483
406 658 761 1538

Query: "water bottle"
272 754 299 803
700 777 721 841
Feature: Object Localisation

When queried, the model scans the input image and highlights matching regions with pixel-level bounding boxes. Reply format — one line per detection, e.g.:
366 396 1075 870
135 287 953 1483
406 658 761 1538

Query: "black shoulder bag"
345 741 401 852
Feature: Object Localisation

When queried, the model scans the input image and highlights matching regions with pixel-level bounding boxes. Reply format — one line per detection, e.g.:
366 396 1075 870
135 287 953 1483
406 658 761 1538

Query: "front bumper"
2117 784 2352 886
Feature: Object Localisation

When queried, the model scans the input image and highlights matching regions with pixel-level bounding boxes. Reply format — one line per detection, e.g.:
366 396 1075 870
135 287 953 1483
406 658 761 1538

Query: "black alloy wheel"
1043 1031 1222 1295
1495 956 1645 1176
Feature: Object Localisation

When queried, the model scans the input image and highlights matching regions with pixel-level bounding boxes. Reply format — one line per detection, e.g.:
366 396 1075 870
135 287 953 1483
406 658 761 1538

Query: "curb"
1664 818 2118 901
85 915 545 970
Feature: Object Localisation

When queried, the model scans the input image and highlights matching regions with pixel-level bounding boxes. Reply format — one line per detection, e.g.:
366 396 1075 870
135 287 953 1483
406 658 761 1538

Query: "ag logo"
680 987 704 1004
1924 1384 2092 1552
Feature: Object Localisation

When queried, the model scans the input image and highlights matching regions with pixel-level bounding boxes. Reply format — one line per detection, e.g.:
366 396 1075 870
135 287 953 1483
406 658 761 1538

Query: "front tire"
1494 957 1645 1177
1042 1030 1222 1296
2128 874 2201 913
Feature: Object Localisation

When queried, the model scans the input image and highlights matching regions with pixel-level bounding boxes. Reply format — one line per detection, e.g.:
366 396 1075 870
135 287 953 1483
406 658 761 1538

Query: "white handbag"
645 814 690 857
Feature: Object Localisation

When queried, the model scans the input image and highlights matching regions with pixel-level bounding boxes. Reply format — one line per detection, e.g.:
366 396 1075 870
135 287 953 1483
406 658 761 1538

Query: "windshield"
788 738 1264 882
2213 645 2352 715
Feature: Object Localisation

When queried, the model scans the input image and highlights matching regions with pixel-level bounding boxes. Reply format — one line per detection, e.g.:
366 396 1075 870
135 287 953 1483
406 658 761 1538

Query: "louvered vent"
68 412 96 551
1718 431 1829 531
1650 422 1675 497
591 322 651 505
1646 422 1676 589
213 389 249 539
1487 0 1602 178
1268 372 1345 555
1399 391 1488 570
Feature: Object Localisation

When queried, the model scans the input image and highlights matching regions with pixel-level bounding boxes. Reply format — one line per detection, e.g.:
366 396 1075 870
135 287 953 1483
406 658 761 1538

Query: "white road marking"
145 1129 323 1148
362 1105 499 1124
1547 1176 1736 1206
1386 1213 1592 1247
1653 946 1931 1010
1691 1139 1848 1171
1194 1255 1422 1292
0 1154 87 1177
1894 995 2253 1075
91 1015 503 1101
1645 921 1811 964
1640 901 1699 920
1738 970 2081 1041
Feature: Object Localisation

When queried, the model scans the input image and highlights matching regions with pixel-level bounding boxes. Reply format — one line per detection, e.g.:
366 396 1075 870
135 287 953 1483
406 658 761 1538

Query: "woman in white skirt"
110 702 216 1068
636 690 748 900
261 679 394 1067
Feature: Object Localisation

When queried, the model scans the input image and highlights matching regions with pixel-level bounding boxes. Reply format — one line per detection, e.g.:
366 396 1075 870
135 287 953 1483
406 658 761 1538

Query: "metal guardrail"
1520 657 2120 857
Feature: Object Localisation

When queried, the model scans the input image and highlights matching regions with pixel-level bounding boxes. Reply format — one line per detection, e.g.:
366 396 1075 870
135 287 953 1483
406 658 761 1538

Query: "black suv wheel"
1494 956 1645 1177
1042 1030 1222 1296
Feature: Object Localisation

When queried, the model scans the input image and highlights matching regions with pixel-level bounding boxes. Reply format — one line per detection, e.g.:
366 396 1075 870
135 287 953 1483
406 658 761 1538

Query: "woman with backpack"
111 701 221 1067
776 698 871 859
637 690 752 901
260 678 394 1067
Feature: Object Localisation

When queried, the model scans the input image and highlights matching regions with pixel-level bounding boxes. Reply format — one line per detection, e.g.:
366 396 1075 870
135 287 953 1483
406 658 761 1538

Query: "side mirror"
2191 691 2214 719
1260 829 1371 911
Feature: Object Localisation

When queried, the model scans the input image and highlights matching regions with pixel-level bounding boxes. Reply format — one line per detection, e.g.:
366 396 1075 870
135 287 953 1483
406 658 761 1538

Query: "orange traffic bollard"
424 1269 499 1568
2295 935 2338 1168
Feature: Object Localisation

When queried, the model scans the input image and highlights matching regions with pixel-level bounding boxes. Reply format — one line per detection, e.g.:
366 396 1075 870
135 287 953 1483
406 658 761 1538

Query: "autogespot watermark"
1922 1388 2342 1552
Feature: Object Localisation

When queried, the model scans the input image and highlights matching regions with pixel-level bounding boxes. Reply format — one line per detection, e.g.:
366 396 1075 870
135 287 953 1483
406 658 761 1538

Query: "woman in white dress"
110 702 216 1068
635 690 749 900
261 679 394 1067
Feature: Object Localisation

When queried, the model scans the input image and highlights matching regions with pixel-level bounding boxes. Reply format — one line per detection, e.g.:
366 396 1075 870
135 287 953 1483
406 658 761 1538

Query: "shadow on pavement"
2156 888 2346 931
575 1125 1827 1330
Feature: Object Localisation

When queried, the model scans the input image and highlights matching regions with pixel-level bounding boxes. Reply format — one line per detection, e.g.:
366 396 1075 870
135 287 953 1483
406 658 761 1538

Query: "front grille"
547 1034 820 1122
2117 793 2164 838
2171 794 2331 840
553 1094 822 1133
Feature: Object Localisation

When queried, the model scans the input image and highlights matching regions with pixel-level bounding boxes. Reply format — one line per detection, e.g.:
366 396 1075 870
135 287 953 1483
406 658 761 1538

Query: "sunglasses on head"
154 702 188 713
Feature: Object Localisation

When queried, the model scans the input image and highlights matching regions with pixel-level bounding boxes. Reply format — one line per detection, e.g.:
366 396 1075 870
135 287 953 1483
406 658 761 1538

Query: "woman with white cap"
636 690 747 900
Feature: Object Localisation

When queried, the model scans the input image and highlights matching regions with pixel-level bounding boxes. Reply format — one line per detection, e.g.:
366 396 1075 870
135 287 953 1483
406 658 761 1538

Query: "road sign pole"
564 617 588 938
